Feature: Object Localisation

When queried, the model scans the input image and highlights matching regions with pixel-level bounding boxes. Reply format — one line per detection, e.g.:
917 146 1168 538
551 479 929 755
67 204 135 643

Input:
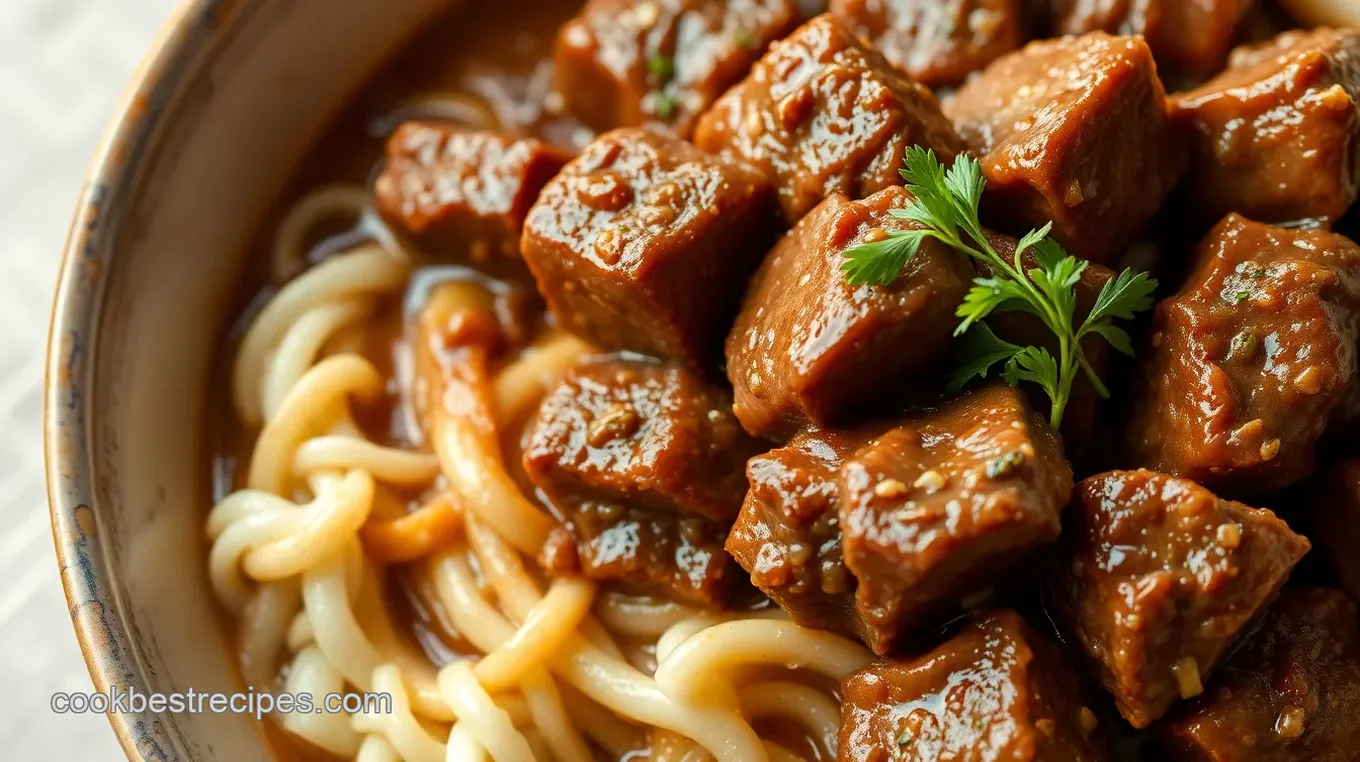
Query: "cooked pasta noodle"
209 224 869 760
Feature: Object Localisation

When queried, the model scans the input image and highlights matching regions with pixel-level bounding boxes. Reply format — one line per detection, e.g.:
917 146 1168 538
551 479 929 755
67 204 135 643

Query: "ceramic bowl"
45 1 454 758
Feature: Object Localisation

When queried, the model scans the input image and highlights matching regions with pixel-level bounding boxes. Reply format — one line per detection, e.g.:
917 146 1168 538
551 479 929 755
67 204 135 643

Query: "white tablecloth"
1 1 177 758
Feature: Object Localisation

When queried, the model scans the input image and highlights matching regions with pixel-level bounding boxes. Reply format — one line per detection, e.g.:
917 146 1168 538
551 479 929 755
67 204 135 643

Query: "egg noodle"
206 185 871 762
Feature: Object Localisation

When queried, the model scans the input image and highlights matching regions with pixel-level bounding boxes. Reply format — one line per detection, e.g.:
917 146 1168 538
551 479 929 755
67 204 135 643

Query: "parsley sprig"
841 147 1158 430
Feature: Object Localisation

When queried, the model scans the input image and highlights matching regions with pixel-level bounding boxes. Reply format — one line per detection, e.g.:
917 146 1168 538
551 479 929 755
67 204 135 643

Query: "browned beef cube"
525 359 760 522
1159 589 1360 762
829 0 1023 87
1055 470 1312 729
945 32 1185 264
693 14 964 224
1128 215 1360 496
524 359 761 606
840 384 1072 655
1170 28 1360 227
725 187 973 440
839 610 1109 762
1050 0 1250 77
521 128 776 367
1313 459 1360 603
538 507 734 608
553 0 801 138
726 426 874 633
373 123 571 260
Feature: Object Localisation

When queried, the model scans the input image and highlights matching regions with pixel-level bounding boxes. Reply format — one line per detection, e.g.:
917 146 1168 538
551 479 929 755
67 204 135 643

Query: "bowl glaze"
45 1 452 757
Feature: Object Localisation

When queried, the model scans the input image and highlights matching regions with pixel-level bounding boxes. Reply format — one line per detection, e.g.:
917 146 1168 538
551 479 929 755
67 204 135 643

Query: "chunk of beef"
553 0 802 138
726 425 874 633
829 0 1023 87
840 384 1072 655
1170 28 1360 226
521 128 776 368
1049 0 1251 77
725 187 973 440
1128 215 1360 496
538 508 734 608
524 358 761 606
693 13 963 224
1313 459 1360 603
1160 588 1360 762
374 123 571 260
945 32 1184 263
839 610 1109 762
525 359 760 519
1055 470 1312 729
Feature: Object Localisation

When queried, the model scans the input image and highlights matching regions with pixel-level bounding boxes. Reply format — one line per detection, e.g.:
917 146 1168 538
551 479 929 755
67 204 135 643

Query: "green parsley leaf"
955 277 1031 335
734 28 754 48
888 200 937 228
1003 346 1062 403
947 322 1024 390
654 93 678 121
943 153 986 216
1085 268 1159 325
1015 222 1054 259
900 148 960 233
839 150 1158 429
1028 253 1087 325
841 231 929 287
1085 323 1135 356
1029 235 1067 273
647 54 675 83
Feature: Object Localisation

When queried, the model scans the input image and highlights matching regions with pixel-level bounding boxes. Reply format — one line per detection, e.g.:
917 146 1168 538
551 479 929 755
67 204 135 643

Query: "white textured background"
2 0 177 758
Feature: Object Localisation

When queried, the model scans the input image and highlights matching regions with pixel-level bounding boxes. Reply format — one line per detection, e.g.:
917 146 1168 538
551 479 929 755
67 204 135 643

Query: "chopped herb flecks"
646 53 675 83
986 451 1027 479
654 93 678 121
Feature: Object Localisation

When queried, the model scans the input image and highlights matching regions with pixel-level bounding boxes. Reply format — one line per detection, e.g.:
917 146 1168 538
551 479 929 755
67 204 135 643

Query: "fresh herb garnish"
840 147 1158 430
646 53 675 83
654 93 678 121
734 28 754 48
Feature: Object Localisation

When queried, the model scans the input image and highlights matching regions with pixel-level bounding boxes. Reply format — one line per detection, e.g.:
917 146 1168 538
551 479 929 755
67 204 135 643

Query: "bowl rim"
44 1 214 758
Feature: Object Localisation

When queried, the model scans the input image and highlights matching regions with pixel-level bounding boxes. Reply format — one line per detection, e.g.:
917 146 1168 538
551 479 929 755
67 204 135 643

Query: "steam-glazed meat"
524 358 761 606
726 426 874 633
692 13 963 224
945 32 1184 263
1160 589 1360 762
538 507 734 608
1170 28 1360 226
725 187 973 440
1128 215 1360 496
525 359 759 521
1050 0 1251 77
1055 470 1312 728
521 128 776 367
1313 459 1360 603
839 610 1109 762
840 384 1072 655
374 123 571 259
828 0 1023 87
553 0 801 138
